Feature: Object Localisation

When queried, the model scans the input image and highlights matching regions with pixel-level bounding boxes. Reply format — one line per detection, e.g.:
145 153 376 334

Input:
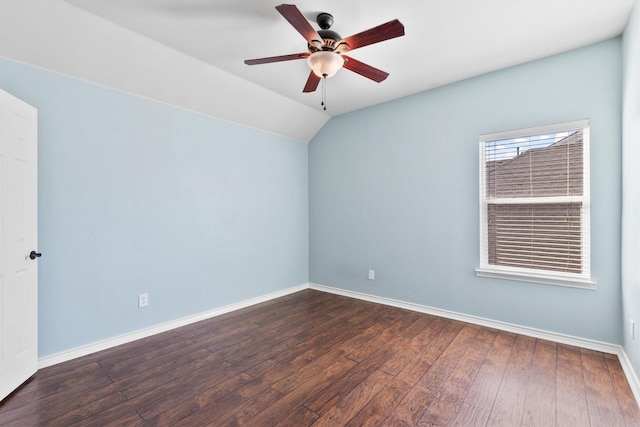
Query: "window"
476 120 594 288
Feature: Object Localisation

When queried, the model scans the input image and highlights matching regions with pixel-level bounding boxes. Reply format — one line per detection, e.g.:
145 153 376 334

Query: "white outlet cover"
138 293 149 308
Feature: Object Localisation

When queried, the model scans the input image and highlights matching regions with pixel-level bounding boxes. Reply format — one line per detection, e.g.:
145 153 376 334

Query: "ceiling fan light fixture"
307 51 344 79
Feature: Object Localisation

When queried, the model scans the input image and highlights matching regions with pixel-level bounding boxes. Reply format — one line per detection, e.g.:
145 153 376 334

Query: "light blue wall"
310 39 623 344
0 58 309 357
622 1 640 373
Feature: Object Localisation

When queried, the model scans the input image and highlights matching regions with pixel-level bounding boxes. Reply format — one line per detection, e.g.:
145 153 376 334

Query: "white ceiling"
0 0 635 141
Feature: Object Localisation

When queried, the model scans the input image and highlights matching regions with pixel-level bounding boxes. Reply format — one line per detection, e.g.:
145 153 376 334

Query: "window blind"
487 202 582 273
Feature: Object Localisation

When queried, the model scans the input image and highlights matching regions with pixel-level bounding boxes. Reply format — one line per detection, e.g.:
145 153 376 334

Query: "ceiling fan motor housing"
318 30 342 50
314 13 343 51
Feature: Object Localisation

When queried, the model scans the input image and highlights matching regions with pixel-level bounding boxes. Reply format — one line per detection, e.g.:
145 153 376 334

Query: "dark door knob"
29 251 42 260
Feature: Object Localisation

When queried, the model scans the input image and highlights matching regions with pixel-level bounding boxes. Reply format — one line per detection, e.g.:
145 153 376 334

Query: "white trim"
475 267 597 289
486 196 586 204
479 119 590 143
38 283 309 369
478 120 592 288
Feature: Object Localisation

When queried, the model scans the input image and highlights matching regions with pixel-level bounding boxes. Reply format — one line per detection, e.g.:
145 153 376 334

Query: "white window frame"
476 119 595 289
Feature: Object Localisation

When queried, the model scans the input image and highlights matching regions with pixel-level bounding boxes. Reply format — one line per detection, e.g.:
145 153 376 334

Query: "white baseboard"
309 283 640 406
38 283 309 369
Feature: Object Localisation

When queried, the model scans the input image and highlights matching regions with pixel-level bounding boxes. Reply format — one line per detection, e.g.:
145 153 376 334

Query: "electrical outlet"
138 293 149 308
632 320 635 340
368 270 375 280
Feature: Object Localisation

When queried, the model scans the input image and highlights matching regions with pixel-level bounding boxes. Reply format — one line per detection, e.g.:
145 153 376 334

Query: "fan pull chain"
321 76 327 111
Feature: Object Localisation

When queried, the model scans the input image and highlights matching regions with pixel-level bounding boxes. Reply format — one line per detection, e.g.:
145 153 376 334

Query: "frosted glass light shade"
307 51 344 78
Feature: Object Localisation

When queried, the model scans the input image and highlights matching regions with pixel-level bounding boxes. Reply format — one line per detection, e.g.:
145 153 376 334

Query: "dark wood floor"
1 290 639 426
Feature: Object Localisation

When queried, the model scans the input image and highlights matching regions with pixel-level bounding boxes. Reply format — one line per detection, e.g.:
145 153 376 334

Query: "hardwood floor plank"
557 344 584 386
522 376 555 427
1 290 638 427
606 355 640 426
306 315 449 416
555 344 590 427
377 316 445 377
415 328 498 426
104 340 207 382
151 376 272 427
0 368 113 418
440 327 499 398
396 325 480 426
1 392 127 427
314 305 397 352
505 335 537 377
393 318 463 386
581 348 627 426
138 373 255 425
117 350 224 399
9 361 107 400
209 327 300 364
0 380 122 426
66 404 144 427
40 393 128 427
420 394 463 427
178 386 283 427
557 380 591 427
368 306 424 333
381 321 473 426
251 293 344 327
448 402 491 427
275 406 319 426
381 385 439 427
488 374 530 427
62 331 179 370
134 368 251 420
521 340 557 427
271 348 354 394
97 336 195 372
344 312 424 363
415 323 481 391
487 334 536 426
244 353 358 426
312 368 393 426
229 321 326 372
303 358 384 415
463 331 517 410
187 319 268 354
345 377 413 427
243 338 330 380
278 302 377 352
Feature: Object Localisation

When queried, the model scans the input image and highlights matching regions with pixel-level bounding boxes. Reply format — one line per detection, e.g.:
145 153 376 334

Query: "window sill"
475 268 596 290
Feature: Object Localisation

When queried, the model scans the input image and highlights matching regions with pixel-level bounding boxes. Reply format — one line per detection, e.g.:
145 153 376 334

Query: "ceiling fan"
244 4 405 94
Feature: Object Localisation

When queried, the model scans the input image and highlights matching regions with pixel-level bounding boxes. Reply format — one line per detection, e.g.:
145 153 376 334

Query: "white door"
0 89 38 401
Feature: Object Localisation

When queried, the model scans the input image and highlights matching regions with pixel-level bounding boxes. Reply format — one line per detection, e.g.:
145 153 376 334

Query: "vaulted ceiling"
0 0 635 141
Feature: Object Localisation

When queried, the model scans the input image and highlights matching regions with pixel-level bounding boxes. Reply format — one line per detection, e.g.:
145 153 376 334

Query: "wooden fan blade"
338 19 405 51
276 4 322 45
303 71 321 92
342 55 389 82
244 52 309 65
